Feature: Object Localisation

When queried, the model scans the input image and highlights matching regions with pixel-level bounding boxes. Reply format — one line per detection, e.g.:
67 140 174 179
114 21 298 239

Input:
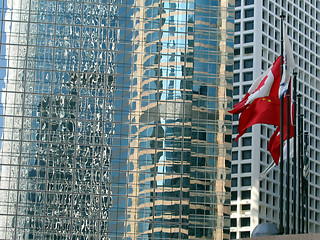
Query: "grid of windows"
0 0 234 239
232 0 320 237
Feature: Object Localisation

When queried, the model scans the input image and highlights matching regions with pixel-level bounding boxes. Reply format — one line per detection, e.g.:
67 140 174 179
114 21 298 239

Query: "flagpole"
297 94 303 233
279 13 285 235
292 72 298 234
303 132 309 233
285 79 291 234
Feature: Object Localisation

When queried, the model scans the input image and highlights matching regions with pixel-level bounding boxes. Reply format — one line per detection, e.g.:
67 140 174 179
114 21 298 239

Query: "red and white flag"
230 57 281 114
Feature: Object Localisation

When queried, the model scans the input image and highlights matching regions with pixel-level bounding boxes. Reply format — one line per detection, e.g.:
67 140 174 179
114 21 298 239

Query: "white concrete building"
231 0 320 238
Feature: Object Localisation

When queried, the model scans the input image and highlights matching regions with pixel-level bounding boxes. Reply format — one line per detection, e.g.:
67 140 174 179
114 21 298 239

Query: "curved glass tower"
0 0 233 239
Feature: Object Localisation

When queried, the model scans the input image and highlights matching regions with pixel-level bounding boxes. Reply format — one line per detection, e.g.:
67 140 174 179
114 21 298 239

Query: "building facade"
231 0 320 238
0 0 234 239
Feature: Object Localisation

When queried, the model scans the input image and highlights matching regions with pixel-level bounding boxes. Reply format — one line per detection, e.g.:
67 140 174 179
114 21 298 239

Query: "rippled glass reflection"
0 0 233 239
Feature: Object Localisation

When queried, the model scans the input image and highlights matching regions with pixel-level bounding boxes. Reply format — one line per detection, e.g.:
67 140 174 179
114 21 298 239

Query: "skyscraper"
0 0 234 239
231 0 320 238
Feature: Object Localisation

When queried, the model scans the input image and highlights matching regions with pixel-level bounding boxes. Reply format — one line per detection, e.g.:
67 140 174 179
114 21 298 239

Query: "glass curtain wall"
0 0 233 239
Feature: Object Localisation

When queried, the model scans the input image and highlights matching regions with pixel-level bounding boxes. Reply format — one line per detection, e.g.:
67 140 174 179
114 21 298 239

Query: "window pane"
244 21 254 30
241 218 250 227
243 71 253 81
231 218 237 227
235 11 241 19
235 0 242 7
240 231 251 238
235 23 241 32
241 163 252 173
231 191 238 200
231 178 238 187
234 60 240 70
242 150 251 159
244 47 254 54
234 73 240 82
241 177 251 186
242 137 252 146
244 59 253 68
244 33 254 43
245 0 254 5
245 9 254 18
232 165 238 174
234 35 240 44
241 190 251 199
232 152 238 160
241 204 250 210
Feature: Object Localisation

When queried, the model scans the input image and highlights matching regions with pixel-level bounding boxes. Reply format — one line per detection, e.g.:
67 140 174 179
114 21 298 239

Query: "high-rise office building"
231 0 320 238
0 0 234 239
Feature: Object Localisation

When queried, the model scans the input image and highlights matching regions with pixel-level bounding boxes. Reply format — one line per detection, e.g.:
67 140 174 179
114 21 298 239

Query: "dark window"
241 177 251 186
232 152 238 160
242 163 252 173
243 71 253 81
242 137 252 146
235 0 241 7
244 46 254 54
245 0 254 5
234 60 240 70
234 35 240 44
230 232 237 239
242 204 250 210
243 85 250 94
233 86 239 95
241 231 251 238
244 59 253 68
241 190 251 199
231 178 238 187
232 165 238 174
234 48 240 55
233 114 239 121
232 125 238 134
241 218 250 227
234 73 240 82
244 33 254 43
231 218 237 227
232 139 238 147
235 23 241 32
242 150 251 159
245 9 254 18
244 21 254 30
235 11 241 19
231 205 237 211
231 191 237 201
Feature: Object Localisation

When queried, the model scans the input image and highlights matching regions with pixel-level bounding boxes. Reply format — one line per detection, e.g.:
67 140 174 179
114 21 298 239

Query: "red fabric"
229 93 250 114
268 127 281 165
267 94 294 165
236 97 281 141
229 56 282 115
268 122 294 165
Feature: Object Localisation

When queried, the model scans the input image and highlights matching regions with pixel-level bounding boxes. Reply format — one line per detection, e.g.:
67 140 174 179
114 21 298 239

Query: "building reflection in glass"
0 0 233 239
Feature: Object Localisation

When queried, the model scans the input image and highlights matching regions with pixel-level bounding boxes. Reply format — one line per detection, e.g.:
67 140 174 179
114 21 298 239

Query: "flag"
267 114 294 165
279 22 296 98
235 96 281 141
230 57 282 114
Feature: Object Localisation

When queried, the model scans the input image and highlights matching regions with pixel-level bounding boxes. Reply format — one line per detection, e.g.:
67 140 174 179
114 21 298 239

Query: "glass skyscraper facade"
0 0 233 239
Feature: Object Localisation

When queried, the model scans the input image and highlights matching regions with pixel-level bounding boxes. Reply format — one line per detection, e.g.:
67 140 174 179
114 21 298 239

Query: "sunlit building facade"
231 0 320 238
0 0 234 239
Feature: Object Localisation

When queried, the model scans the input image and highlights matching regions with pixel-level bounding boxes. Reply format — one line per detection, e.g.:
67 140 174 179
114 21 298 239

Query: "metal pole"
292 72 297 234
297 94 301 233
279 14 285 234
298 95 304 233
304 132 309 233
285 82 291 234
